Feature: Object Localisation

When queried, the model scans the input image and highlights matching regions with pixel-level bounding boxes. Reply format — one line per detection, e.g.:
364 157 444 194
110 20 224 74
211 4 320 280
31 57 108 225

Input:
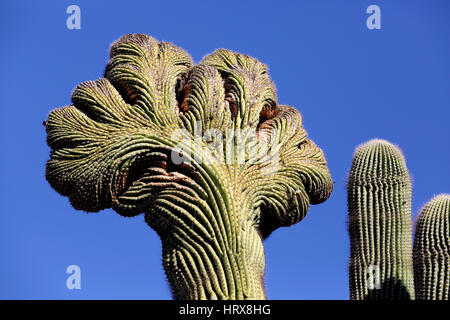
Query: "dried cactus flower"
45 34 333 299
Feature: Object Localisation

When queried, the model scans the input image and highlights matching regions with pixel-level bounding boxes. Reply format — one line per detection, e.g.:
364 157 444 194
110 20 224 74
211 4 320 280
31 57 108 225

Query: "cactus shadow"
364 278 412 300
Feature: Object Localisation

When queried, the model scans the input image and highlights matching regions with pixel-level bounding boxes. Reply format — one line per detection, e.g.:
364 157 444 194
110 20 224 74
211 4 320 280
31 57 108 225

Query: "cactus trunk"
144 162 267 300
157 207 267 300
347 139 415 299
413 194 450 300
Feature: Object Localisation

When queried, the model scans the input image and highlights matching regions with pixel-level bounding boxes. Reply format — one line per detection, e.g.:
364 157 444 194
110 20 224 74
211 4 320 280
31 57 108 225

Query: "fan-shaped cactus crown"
46 33 332 235
45 34 333 299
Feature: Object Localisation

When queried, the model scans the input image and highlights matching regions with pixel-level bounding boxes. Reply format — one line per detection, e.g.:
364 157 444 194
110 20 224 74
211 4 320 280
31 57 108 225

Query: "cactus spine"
347 139 415 299
413 194 450 300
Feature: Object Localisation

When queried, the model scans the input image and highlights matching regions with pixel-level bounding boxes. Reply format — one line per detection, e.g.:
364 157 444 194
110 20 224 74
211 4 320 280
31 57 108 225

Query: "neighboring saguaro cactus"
44 34 333 299
413 194 450 300
347 139 415 299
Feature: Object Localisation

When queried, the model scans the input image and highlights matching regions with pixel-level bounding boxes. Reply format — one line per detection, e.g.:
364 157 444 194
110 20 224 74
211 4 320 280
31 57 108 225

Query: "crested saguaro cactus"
44 34 333 299
347 139 415 299
413 194 450 300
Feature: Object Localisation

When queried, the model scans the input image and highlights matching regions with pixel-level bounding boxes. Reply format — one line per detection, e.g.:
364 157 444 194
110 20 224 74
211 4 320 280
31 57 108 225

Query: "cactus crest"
348 139 415 300
44 34 333 299
413 194 450 300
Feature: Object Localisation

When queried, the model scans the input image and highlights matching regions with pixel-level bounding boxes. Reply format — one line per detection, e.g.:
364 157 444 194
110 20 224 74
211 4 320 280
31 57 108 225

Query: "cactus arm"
413 194 450 300
347 139 415 299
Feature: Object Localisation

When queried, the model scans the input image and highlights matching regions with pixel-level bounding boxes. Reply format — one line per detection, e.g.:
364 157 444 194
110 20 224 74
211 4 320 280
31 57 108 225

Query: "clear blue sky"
1 0 449 300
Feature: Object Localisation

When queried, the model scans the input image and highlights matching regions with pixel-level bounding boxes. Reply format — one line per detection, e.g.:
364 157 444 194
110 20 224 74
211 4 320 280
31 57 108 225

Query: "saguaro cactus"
347 139 415 299
44 34 333 299
413 194 450 300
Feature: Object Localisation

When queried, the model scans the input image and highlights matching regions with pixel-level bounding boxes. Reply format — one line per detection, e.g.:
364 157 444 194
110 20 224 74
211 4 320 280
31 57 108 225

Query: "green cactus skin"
44 34 333 299
413 194 450 300
347 139 415 300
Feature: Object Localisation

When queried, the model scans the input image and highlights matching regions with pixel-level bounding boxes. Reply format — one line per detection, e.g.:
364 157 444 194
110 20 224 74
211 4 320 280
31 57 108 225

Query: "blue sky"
0 0 449 299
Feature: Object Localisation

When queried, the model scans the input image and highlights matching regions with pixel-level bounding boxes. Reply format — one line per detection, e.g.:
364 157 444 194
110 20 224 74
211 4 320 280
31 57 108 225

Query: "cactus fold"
347 139 415 299
413 194 450 300
44 34 333 299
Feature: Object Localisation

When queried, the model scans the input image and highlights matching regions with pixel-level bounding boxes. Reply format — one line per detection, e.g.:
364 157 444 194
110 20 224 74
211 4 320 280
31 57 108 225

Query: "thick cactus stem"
413 194 450 300
348 139 415 299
